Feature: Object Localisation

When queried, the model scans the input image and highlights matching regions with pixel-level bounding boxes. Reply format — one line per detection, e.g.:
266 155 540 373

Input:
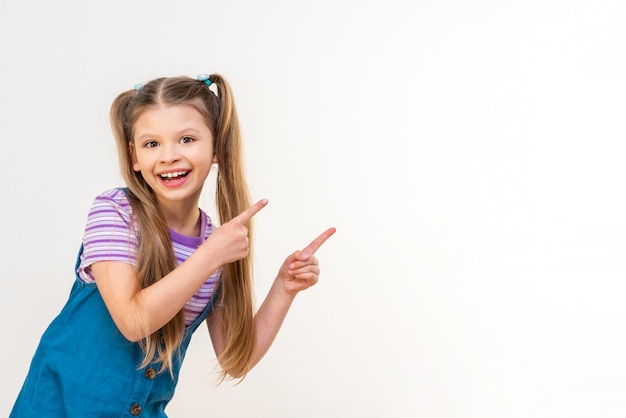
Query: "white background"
1 0 625 417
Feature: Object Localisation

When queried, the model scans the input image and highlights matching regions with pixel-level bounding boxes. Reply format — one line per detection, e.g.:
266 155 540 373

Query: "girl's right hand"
204 199 268 265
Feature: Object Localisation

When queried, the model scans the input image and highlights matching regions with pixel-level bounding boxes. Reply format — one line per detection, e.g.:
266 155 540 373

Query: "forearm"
136 206 261 338
248 278 297 367
133 246 222 337
97 243 223 342
209 227 334 375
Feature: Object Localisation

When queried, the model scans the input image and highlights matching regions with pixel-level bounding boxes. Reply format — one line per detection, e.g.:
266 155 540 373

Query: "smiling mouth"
159 171 189 181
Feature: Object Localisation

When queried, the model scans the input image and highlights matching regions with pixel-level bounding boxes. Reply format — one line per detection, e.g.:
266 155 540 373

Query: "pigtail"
210 74 257 380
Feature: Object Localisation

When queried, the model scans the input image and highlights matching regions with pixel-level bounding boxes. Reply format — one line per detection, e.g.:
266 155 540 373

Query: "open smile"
159 171 189 181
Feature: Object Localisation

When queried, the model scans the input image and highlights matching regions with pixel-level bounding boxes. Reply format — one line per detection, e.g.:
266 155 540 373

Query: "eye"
144 141 158 148
180 136 195 144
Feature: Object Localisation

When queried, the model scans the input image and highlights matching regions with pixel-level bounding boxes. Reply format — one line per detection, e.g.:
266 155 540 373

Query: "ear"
129 142 140 172
212 153 218 164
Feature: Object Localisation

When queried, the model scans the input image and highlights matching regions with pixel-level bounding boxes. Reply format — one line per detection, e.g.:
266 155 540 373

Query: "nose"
159 143 181 164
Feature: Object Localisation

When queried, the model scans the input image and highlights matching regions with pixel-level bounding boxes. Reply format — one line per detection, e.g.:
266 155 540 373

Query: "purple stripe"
83 253 136 261
85 238 135 246
85 223 131 232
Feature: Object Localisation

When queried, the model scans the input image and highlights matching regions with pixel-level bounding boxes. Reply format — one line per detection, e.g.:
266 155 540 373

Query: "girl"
10 73 335 417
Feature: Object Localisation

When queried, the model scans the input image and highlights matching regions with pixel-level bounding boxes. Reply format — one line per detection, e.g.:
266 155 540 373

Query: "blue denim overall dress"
10 246 217 417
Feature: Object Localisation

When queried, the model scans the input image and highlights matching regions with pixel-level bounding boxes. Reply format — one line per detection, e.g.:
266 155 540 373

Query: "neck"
158 199 201 237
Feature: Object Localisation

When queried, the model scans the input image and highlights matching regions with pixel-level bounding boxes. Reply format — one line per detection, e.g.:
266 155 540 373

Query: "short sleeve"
77 189 139 283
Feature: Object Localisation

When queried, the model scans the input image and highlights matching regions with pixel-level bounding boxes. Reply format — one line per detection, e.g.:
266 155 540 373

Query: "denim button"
130 403 142 416
145 367 156 380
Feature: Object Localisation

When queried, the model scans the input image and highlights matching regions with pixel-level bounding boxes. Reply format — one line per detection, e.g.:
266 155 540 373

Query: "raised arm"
208 227 336 370
93 199 268 342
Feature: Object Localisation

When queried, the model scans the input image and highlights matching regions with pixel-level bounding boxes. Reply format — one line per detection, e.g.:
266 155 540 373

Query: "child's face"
131 104 217 210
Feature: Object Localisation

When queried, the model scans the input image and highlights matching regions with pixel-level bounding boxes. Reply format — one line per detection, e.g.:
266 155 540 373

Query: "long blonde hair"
109 74 255 380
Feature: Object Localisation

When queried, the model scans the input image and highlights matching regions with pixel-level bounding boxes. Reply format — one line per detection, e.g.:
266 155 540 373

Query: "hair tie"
197 74 212 86
134 83 144 93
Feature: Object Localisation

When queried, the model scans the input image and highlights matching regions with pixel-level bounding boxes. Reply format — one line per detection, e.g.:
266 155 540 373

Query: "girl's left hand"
277 227 336 296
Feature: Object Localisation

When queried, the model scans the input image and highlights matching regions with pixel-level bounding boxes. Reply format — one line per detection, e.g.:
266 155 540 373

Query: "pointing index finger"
235 199 268 223
301 227 336 257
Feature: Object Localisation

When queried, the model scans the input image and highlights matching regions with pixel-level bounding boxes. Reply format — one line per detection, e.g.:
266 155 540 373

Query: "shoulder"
90 188 131 211
81 188 139 270
92 188 131 205
87 188 134 224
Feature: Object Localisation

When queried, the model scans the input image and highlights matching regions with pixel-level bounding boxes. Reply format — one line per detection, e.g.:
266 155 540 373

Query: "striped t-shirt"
77 188 222 326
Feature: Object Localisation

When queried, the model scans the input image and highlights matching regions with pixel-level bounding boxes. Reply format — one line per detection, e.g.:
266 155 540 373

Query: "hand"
204 199 268 266
277 227 336 296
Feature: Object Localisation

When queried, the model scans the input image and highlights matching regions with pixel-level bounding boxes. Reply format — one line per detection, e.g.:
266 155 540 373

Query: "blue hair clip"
134 83 144 92
197 74 212 86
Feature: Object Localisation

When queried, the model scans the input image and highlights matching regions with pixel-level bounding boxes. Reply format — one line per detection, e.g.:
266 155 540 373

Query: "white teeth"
160 171 188 179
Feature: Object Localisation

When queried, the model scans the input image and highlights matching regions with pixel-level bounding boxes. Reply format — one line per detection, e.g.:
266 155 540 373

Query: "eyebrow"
135 128 203 142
